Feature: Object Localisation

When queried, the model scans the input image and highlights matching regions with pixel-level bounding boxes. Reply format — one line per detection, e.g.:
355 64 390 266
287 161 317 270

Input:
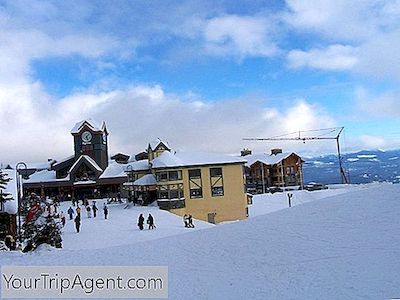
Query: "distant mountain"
303 149 400 184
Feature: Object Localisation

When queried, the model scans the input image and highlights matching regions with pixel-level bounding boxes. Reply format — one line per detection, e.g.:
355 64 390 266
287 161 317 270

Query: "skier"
74 215 81 233
60 211 66 227
103 203 108 219
76 206 81 217
67 206 74 220
183 214 189 227
92 201 98 218
188 215 195 228
147 213 155 229
86 205 92 218
138 214 144 230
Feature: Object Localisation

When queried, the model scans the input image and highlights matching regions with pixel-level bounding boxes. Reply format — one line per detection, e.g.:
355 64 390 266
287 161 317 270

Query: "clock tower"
70 120 109 170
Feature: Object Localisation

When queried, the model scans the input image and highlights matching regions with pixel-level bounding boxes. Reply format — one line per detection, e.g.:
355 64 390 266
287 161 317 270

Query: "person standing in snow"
67 206 74 220
60 211 66 227
183 214 189 227
188 215 195 228
76 206 81 217
138 214 144 230
92 201 98 218
103 204 108 219
147 214 155 229
74 215 81 233
86 205 92 218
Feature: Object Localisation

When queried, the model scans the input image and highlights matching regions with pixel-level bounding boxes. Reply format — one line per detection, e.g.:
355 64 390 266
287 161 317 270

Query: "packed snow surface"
1 183 399 299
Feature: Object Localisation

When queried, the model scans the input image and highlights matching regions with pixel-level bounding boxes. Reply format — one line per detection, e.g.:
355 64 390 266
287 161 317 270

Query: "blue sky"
0 0 400 162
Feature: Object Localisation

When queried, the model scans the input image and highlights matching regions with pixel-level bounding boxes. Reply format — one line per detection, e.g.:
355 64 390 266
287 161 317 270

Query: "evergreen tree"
20 193 62 252
0 170 13 212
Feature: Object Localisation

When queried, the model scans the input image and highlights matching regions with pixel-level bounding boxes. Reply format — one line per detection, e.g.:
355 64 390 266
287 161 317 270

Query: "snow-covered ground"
58 201 214 250
1 183 400 299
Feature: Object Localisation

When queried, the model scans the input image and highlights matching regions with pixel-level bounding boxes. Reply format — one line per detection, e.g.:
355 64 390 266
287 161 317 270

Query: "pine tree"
0 170 13 212
20 193 62 252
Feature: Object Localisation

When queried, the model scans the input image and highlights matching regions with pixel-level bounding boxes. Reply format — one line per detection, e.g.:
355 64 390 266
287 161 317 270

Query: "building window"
168 170 182 181
156 171 168 182
157 184 184 200
287 166 295 174
189 169 201 179
188 169 202 199
156 170 182 181
190 188 202 198
210 167 224 197
210 167 222 177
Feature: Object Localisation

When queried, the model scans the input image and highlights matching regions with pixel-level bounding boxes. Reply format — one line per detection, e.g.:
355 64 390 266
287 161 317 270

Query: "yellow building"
150 150 248 224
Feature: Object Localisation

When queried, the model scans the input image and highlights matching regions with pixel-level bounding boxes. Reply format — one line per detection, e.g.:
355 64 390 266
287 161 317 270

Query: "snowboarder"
86 205 92 218
183 214 189 227
103 204 108 219
60 211 66 227
76 206 81 217
74 215 81 233
188 215 195 228
92 202 98 218
67 206 74 220
147 213 155 229
138 214 144 230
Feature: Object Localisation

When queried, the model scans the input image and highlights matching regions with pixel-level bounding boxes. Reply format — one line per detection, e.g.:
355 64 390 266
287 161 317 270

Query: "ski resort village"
1 1 400 299
0 119 399 299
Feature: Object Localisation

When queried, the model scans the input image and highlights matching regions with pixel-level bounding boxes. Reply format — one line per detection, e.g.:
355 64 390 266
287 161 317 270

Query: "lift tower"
243 127 349 184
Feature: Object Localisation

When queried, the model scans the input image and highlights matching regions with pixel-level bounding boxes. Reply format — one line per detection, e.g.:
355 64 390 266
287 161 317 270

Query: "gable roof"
68 155 103 175
133 174 157 186
71 119 107 134
152 151 247 169
99 161 128 179
244 152 303 167
148 138 171 151
124 159 150 172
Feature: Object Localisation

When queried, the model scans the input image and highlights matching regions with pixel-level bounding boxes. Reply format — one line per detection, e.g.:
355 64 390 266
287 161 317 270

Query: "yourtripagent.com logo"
1 266 168 298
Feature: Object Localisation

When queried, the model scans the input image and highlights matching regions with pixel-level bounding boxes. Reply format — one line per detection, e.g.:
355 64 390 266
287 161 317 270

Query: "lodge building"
242 148 304 194
22 120 249 223
23 120 127 199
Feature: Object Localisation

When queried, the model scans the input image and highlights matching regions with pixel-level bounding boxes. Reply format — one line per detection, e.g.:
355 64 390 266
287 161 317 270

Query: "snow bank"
1 184 399 299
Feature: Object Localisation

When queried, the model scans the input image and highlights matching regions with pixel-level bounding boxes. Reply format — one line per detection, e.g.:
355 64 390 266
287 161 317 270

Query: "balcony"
157 198 185 210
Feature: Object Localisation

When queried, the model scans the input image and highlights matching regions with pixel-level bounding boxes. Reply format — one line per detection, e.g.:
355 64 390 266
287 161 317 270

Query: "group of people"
67 201 109 233
137 213 155 230
183 214 195 228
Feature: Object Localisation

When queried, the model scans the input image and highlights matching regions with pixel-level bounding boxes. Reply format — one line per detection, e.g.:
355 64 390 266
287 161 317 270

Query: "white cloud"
203 15 279 59
355 87 400 118
287 44 358 71
0 83 338 163
284 0 400 80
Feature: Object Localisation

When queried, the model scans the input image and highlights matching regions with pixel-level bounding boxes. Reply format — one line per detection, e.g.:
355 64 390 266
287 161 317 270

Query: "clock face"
81 131 92 143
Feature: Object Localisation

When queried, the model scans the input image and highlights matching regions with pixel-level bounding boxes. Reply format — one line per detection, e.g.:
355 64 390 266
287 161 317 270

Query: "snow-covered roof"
99 161 128 179
124 160 150 172
70 119 106 134
244 152 302 167
68 155 103 174
133 174 157 186
53 155 75 167
23 170 70 183
148 138 171 151
24 160 54 170
152 151 247 169
1 169 18 214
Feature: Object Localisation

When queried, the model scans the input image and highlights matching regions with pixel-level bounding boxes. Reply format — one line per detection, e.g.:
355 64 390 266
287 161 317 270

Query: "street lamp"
15 162 27 243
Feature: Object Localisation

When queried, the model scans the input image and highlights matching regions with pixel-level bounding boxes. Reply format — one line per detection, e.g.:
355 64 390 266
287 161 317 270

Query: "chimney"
241 148 252 156
271 148 283 155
